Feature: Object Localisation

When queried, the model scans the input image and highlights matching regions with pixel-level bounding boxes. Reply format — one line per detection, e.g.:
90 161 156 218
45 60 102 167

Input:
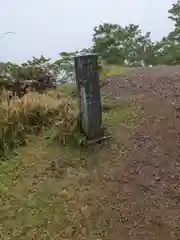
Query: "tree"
54 49 90 84
17 55 53 80
25 55 51 67
92 23 155 66
151 0 180 65
54 52 76 84
1 0 180 85
168 0 180 27
92 23 126 65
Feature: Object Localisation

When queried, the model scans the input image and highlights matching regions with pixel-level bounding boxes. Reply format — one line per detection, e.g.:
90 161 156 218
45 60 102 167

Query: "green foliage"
1 1 180 85
168 0 180 27
92 23 154 66
91 0 180 66
54 52 76 84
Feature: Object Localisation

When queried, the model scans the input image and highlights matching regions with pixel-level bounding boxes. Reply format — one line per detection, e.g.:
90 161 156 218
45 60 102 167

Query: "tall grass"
0 89 78 159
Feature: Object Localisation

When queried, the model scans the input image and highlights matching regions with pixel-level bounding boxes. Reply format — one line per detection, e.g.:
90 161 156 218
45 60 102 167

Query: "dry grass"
0 97 144 239
0 90 145 239
0 89 78 159
0 77 145 239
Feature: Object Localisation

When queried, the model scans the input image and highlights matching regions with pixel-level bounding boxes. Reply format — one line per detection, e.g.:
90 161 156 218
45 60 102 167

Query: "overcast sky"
0 0 176 63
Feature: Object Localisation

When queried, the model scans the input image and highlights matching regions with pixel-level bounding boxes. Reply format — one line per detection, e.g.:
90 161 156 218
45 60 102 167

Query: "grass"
0 64 128 159
0 64 141 239
0 89 78 159
0 92 144 239
56 83 77 98
100 65 129 80
0 63 141 238
103 99 144 129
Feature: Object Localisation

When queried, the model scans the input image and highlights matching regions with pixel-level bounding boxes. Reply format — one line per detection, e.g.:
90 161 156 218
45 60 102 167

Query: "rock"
155 176 161 181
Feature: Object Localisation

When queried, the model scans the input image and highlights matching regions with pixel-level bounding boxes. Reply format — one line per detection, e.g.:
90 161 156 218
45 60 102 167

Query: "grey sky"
0 0 176 63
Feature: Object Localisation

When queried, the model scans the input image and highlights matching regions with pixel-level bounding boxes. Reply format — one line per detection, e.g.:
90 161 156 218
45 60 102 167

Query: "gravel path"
100 66 180 239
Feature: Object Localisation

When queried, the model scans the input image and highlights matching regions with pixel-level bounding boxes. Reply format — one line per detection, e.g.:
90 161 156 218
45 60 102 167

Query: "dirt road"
99 66 180 239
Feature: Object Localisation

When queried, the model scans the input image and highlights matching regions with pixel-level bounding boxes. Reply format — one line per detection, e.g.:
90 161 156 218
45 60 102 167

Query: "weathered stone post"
74 53 104 142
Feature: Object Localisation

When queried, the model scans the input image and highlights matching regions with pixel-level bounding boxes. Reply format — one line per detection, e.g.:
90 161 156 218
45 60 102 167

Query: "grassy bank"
0 92 144 239
0 64 144 239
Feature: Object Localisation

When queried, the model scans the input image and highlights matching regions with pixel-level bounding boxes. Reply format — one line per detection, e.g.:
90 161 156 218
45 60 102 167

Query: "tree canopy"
1 0 180 83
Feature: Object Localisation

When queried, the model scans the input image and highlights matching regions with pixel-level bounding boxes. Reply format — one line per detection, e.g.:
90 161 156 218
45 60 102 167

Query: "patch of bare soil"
101 65 180 102
98 66 180 239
